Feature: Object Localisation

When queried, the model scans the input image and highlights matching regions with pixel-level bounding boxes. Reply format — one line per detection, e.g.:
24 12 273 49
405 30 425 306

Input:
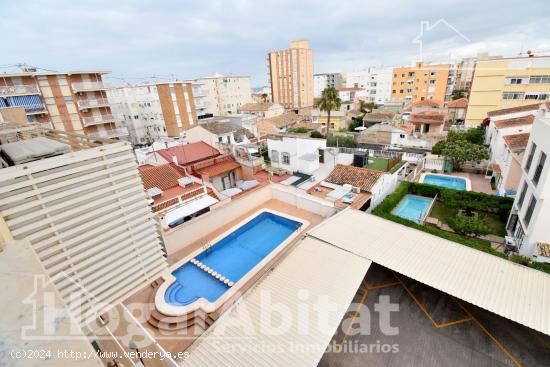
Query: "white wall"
194 74 253 116
345 67 393 104
271 184 336 218
268 136 327 174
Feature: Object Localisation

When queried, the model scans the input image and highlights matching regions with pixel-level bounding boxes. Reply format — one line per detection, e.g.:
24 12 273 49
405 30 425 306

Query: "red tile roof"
409 111 446 125
395 123 415 134
325 164 383 192
493 115 534 130
156 141 220 166
138 163 183 190
503 133 531 152
493 163 501 173
412 99 443 107
487 103 541 117
447 98 468 108
195 157 240 177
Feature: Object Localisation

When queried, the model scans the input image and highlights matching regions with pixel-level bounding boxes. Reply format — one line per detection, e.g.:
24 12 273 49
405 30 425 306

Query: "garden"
372 181 550 274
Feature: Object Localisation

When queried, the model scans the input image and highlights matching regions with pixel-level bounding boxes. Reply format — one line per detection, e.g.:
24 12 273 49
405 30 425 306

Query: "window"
517 182 527 209
63 96 72 103
524 142 537 172
532 152 546 185
400 134 405 139
502 92 525 100
218 136 223 143
281 152 290 165
525 92 549 100
507 77 524 85
529 75 550 84
523 195 537 227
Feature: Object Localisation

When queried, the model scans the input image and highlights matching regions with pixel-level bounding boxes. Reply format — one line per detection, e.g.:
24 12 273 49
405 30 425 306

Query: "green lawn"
364 157 390 172
429 201 507 236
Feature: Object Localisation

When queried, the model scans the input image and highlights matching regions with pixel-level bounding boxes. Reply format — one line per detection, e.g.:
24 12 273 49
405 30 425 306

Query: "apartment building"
465 54 550 126
391 62 451 106
268 39 314 110
346 67 393 104
108 81 207 145
454 53 503 93
0 123 167 326
506 103 550 261
313 73 343 97
0 70 127 139
194 73 253 116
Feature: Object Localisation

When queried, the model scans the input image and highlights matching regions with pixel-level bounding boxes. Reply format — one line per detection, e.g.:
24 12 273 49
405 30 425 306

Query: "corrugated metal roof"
307 209 550 336
181 237 371 366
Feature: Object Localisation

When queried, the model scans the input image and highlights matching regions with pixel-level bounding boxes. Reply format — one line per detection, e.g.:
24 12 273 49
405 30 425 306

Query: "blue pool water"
165 212 302 306
394 195 432 223
423 174 466 190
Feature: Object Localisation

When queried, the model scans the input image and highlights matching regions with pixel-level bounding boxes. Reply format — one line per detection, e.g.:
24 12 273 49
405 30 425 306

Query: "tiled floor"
449 172 496 194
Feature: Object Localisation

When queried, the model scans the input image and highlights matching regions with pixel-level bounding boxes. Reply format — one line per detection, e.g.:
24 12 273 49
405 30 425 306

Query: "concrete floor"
319 263 550 367
450 172 496 194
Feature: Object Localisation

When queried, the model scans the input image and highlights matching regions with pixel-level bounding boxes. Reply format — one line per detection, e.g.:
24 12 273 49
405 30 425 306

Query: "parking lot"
319 263 550 367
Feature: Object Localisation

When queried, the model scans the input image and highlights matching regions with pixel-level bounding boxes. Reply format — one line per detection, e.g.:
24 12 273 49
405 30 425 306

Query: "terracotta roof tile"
502 133 530 152
493 115 534 130
395 123 415 134
138 163 183 190
363 112 395 122
487 103 541 117
195 157 240 177
325 164 383 192
409 111 446 125
447 98 468 108
156 141 220 166
538 242 550 257
261 112 303 128
195 121 239 135
240 103 276 112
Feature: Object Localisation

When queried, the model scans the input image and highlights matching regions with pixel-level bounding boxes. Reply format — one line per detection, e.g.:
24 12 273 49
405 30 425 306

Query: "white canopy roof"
164 195 218 226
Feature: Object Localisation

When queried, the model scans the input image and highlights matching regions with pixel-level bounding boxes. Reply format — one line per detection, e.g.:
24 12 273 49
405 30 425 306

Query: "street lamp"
128 340 145 366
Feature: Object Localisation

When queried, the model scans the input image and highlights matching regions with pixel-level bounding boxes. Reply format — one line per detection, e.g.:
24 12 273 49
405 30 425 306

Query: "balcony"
24 104 48 114
71 82 107 92
82 114 117 126
88 127 129 139
77 98 111 110
0 85 40 97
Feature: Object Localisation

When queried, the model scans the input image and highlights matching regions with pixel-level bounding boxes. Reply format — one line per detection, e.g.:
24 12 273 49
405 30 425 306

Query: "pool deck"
121 198 323 355
446 172 495 194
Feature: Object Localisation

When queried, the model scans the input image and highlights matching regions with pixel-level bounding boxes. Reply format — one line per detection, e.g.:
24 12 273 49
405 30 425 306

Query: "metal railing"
82 114 116 126
88 127 129 139
0 85 40 97
71 81 106 91
77 98 110 109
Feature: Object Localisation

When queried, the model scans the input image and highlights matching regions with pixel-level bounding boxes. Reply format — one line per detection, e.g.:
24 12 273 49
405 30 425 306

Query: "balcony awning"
164 195 218 227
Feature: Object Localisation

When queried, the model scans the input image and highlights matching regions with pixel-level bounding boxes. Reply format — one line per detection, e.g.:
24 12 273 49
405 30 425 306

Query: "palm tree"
318 87 342 136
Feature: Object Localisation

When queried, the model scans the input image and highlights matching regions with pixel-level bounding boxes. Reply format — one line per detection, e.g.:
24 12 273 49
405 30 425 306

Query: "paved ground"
319 263 550 367
299 153 353 190
450 172 496 194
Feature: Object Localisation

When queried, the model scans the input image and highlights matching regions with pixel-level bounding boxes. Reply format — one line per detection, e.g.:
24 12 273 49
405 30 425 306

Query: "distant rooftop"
494 115 534 130
503 132 531 152
325 164 383 192
155 141 220 166
487 103 541 117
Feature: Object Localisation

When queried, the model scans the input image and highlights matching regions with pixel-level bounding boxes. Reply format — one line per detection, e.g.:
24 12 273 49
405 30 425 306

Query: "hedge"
373 181 550 274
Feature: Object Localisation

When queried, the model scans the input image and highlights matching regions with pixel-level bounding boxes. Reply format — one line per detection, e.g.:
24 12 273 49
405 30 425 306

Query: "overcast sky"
2 0 549 87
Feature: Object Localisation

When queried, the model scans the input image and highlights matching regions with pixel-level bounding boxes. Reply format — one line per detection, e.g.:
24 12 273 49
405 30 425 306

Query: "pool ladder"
190 258 234 287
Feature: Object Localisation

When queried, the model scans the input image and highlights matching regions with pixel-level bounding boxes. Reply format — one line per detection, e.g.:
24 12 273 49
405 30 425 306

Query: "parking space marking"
340 287 369 345
452 297 523 367
530 330 550 349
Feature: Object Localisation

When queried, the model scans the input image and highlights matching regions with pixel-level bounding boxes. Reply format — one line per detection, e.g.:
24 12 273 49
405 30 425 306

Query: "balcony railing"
77 98 111 109
82 114 117 126
24 104 48 114
72 82 107 92
89 127 129 139
0 85 40 97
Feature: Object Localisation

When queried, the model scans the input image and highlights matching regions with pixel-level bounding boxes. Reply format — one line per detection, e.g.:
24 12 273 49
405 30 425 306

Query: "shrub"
490 176 496 190
510 254 531 266
289 127 310 133
326 135 358 148
431 140 446 155
309 131 324 138
447 214 490 237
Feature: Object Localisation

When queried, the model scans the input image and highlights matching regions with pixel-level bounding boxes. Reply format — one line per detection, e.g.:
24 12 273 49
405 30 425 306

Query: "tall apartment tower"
0 124 167 326
391 62 451 106
108 81 208 145
268 40 314 110
0 70 127 139
194 73 253 116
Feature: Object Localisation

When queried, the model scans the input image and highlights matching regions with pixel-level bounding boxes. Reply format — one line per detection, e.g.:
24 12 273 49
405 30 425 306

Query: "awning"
164 195 218 226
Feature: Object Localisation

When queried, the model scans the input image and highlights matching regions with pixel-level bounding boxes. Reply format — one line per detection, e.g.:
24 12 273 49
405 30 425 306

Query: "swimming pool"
156 209 307 315
393 195 433 223
420 173 470 191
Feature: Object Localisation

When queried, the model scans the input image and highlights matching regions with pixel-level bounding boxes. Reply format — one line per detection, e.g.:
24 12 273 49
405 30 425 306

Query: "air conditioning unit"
351 186 361 193
146 187 163 198
178 177 194 187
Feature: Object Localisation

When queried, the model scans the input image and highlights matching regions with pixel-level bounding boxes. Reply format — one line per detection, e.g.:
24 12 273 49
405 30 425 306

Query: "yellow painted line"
530 330 550 349
436 317 473 328
340 288 369 345
366 281 401 290
393 272 440 328
452 297 523 367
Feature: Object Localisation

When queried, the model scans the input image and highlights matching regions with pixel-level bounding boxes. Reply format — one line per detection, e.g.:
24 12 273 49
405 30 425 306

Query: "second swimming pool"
393 195 433 223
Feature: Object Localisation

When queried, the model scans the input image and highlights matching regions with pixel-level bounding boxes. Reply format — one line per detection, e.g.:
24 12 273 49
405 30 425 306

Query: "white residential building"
0 124 167 326
313 73 344 97
194 73 253 116
185 119 251 149
506 103 550 262
345 67 393 104
108 81 209 145
268 134 326 174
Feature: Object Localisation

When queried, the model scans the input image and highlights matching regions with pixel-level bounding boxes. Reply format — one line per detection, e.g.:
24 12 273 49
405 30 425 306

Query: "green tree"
442 140 489 171
451 89 468 100
448 213 490 237
318 87 342 137
431 140 446 155
261 93 268 103
326 135 357 148
310 131 324 138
